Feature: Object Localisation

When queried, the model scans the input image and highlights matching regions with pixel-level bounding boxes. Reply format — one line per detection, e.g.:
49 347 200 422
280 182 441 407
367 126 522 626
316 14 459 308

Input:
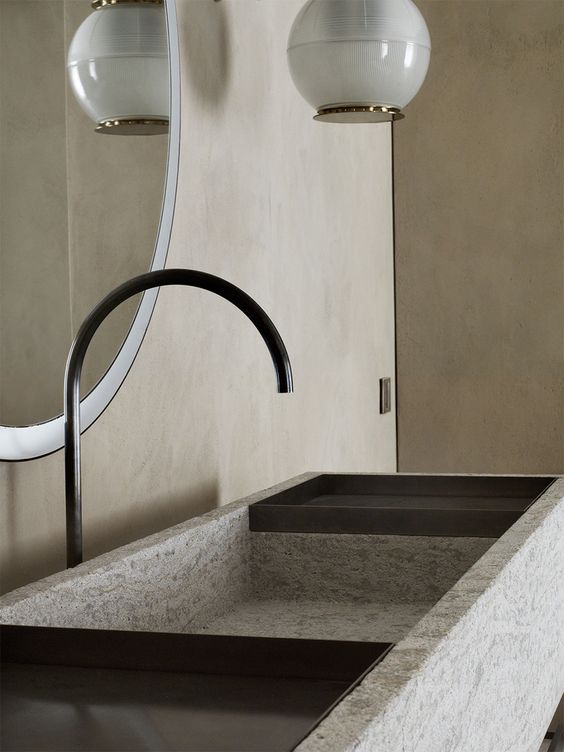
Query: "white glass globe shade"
287 0 431 122
67 4 169 134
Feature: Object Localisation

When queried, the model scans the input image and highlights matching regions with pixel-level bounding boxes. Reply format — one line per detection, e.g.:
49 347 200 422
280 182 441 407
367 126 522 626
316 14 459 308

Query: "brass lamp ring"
314 105 405 123
92 0 163 9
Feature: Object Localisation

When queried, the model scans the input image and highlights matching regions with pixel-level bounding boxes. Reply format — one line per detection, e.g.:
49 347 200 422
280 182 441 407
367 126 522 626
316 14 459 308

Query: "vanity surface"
0 472 562 752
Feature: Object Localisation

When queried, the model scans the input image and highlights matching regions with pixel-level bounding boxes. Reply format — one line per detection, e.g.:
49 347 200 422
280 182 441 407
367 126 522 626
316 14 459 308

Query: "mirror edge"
0 0 181 462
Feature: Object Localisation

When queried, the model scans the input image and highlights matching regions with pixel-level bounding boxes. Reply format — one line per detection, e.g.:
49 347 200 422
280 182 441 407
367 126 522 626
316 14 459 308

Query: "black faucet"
64 268 293 568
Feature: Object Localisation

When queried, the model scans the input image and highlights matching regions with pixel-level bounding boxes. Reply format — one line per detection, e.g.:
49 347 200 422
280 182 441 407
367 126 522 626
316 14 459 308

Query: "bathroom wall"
0 0 396 593
0 0 167 426
0 0 72 425
394 0 563 473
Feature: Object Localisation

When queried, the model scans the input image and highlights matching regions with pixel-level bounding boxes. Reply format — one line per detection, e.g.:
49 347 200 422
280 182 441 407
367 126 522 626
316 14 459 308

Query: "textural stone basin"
0 475 508 644
0 473 562 752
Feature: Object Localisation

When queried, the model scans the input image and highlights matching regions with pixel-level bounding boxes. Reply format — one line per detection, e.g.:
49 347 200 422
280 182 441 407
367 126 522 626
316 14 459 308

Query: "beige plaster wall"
0 0 167 426
394 0 563 474
0 0 396 594
0 1 72 425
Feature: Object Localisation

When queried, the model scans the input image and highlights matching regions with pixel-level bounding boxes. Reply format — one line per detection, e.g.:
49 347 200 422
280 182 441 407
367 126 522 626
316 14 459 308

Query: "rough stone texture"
251 532 493 604
1 473 560 751
198 520 493 644
0 0 396 595
0 503 249 632
0 475 310 628
198 600 435 643
394 0 563 475
1 471 485 641
1 472 560 752
296 478 564 752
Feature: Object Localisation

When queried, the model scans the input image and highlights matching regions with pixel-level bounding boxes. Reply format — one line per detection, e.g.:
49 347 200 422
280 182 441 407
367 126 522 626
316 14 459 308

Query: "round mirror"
0 0 180 461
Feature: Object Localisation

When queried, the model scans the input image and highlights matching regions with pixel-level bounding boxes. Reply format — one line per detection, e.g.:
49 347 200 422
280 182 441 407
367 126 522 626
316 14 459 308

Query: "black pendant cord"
64 268 293 569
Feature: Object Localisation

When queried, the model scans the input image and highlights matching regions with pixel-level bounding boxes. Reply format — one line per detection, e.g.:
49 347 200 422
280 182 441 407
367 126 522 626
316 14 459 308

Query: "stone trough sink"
1 473 562 752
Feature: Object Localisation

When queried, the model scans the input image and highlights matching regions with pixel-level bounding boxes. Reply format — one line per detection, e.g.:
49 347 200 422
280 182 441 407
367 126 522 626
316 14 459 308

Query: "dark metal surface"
0 625 384 680
379 376 392 414
1 625 391 752
249 474 555 538
547 725 564 752
64 269 293 568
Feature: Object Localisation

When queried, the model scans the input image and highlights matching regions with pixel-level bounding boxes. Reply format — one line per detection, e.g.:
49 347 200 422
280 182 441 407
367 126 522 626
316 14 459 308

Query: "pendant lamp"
287 0 431 123
67 0 169 135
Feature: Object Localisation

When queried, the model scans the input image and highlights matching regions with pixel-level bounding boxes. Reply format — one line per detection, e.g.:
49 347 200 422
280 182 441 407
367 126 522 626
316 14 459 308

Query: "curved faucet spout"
64 268 293 568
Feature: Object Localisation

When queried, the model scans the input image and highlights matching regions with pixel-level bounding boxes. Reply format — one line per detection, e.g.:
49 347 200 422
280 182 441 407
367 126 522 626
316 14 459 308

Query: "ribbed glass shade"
287 0 431 122
67 3 169 134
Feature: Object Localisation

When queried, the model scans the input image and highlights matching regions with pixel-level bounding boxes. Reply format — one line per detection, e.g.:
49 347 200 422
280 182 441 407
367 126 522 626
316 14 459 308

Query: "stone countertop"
295 476 564 752
0 472 562 752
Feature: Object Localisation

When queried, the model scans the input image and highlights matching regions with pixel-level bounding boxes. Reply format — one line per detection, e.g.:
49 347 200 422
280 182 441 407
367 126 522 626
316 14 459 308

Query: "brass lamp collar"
92 0 163 9
95 118 169 135
314 105 405 124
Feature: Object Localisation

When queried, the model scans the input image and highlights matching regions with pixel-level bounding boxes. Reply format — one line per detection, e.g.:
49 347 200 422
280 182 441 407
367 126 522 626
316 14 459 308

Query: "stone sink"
0 473 562 752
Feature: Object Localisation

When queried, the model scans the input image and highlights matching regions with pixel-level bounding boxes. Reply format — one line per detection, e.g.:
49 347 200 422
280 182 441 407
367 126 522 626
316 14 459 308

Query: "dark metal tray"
0 624 392 752
249 474 555 538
